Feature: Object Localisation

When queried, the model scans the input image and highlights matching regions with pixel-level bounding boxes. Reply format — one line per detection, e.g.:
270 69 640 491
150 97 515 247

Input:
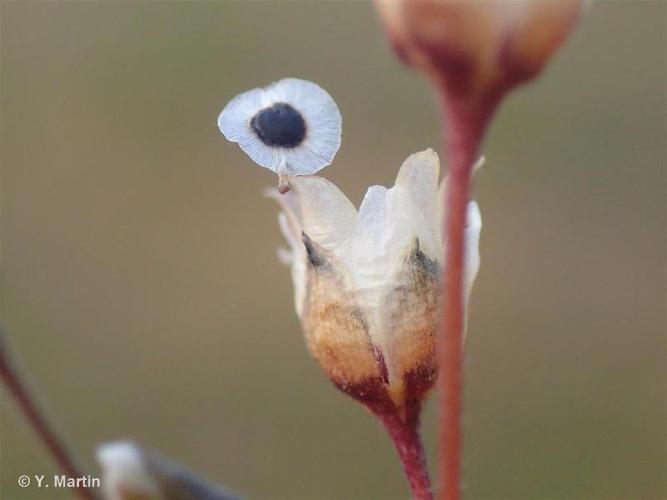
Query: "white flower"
218 78 342 177
268 149 481 409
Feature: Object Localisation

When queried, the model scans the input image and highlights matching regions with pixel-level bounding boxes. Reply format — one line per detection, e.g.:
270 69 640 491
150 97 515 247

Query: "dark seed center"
250 102 307 148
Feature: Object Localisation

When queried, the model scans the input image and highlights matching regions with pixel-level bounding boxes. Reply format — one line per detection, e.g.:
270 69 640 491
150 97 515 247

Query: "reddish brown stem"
380 412 432 500
0 337 95 500
437 87 498 500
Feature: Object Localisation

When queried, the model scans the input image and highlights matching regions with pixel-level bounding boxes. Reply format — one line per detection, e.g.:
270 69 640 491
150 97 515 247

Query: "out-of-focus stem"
437 86 497 500
380 413 432 500
0 336 95 500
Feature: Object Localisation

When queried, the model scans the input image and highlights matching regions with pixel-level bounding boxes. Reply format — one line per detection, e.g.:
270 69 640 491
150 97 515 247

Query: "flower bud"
375 0 582 97
268 149 481 419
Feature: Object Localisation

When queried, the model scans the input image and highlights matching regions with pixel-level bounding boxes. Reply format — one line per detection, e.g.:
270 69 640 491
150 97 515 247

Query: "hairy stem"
0 336 95 500
380 412 432 500
437 87 498 500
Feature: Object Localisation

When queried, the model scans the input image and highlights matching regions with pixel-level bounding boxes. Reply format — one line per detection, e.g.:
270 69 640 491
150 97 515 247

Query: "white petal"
393 148 440 259
357 150 439 248
437 177 482 303
437 155 485 237
358 185 391 250
266 188 308 316
277 246 293 265
278 212 307 318
266 187 302 233
347 149 441 299
277 212 301 256
289 175 356 253
464 200 482 300
350 184 402 299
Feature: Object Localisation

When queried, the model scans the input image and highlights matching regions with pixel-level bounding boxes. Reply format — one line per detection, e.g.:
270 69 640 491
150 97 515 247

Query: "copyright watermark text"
17 474 100 489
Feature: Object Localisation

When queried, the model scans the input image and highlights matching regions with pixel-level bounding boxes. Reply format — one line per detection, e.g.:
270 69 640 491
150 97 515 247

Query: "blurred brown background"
1 1 665 499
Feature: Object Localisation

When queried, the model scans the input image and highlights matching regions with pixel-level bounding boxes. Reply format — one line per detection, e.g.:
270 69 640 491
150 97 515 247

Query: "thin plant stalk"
437 86 499 500
380 413 433 500
0 336 95 500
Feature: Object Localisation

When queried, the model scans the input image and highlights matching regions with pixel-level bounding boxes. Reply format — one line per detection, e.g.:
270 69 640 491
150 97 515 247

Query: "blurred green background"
1 1 665 499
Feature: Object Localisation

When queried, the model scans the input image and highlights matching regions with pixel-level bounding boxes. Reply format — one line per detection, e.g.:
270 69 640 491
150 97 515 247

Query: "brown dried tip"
277 173 290 194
